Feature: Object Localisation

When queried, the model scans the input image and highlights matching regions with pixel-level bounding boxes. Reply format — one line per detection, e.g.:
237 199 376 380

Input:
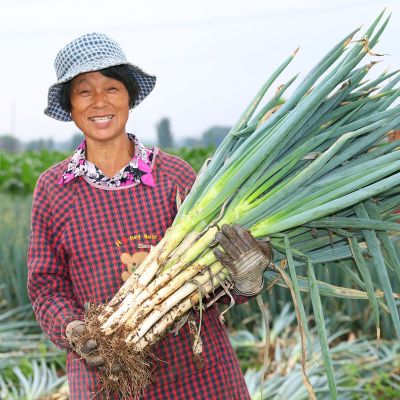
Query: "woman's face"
69 71 130 143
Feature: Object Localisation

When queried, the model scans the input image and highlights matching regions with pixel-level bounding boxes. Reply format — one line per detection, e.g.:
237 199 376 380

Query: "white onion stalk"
124 252 216 330
125 262 226 343
135 275 221 351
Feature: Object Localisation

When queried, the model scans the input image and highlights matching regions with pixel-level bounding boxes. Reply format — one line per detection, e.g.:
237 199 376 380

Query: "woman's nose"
92 90 107 107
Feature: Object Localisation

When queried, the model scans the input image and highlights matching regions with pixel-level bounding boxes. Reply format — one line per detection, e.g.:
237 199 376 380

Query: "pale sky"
0 0 399 144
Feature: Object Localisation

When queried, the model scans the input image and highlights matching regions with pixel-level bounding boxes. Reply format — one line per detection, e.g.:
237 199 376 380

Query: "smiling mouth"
89 115 114 123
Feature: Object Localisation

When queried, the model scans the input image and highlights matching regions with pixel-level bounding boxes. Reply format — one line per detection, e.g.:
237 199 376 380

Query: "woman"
27 33 271 399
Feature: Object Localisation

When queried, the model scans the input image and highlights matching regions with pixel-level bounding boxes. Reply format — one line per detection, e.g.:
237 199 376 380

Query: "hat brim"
44 58 156 122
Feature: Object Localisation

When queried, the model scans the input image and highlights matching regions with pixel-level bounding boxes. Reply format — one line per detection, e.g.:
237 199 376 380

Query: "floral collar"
58 134 156 189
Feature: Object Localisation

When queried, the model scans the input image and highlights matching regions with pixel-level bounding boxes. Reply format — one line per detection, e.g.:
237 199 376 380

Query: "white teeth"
90 116 113 123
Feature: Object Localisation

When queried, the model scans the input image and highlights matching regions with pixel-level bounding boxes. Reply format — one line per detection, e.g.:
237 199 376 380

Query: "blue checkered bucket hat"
45 33 156 121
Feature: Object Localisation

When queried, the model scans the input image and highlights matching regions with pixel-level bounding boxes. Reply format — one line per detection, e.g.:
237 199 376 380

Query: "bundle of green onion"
92 11 400 399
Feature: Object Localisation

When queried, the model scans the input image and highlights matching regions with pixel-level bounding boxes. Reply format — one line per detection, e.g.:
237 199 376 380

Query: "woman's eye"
79 89 90 95
107 87 118 92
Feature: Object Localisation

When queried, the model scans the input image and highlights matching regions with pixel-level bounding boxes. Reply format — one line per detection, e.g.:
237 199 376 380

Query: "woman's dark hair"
59 64 140 112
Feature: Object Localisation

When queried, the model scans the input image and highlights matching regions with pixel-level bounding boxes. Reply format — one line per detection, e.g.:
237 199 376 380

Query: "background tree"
69 132 84 150
25 138 54 151
201 126 230 147
0 134 21 152
157 117 174 148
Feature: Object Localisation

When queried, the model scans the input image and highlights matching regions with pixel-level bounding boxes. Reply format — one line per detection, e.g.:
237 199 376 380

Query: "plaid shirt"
27 147 250 400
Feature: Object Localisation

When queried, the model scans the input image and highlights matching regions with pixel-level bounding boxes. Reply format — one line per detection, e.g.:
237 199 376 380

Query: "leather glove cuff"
233 277 264 296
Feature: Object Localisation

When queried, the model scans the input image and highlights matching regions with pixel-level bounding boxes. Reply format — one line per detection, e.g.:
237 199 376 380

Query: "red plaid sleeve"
27 171 84 350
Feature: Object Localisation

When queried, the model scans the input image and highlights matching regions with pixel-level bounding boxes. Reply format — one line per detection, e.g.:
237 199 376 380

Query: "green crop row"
0 150 67 194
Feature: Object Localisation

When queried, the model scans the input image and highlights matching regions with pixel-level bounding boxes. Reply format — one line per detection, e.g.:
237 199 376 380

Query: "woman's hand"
66 320 122 372
66 320 107 368
212 224 273 296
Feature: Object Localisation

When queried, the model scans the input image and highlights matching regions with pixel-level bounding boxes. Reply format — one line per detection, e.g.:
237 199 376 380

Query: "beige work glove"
212 224 272 296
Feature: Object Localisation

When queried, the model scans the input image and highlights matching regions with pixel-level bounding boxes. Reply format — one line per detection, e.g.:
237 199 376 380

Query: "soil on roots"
83 304 155 400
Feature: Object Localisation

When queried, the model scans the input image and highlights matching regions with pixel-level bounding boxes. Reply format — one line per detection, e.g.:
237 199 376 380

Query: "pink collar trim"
58 134 156 188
